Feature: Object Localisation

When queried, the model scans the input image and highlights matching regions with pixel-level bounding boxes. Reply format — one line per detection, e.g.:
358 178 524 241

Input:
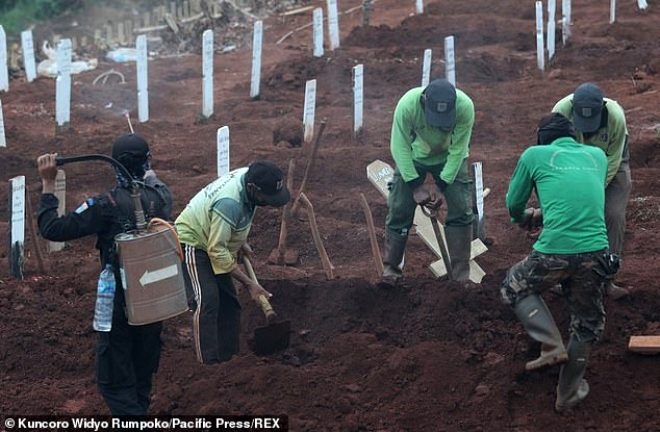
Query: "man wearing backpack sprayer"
380 78 475 287
37 134 173 415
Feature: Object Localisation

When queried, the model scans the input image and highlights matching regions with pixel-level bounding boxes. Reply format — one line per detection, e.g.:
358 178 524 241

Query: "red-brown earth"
1 0 660 431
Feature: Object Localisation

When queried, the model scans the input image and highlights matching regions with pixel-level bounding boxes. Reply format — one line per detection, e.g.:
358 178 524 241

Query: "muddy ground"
1 0 660 431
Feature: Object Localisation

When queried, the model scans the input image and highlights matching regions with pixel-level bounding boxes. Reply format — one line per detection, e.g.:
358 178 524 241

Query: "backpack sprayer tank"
56 154 188 325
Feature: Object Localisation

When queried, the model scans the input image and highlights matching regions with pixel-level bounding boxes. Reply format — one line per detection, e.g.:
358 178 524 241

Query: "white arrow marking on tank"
139 264 179 287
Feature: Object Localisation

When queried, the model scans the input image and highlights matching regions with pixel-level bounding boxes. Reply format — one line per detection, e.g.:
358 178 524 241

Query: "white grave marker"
610 0 616 24
638 0 648 10
562 0 572 43
56 39 72 127
353 64 363 135
327 0 340 50
547 0 556 61
0 26 8 92
136 35 149 122
9 175 26 279
21 30 37 82
303 79 317 143
49 170 66 252
202 29 214 118
421 49 432 87
313 8 324 58
250 20 263 99
472 161 486 240
0 99 5 147
535 1 545 71
416 0 424 14
217 126 230 177
444 36 455 86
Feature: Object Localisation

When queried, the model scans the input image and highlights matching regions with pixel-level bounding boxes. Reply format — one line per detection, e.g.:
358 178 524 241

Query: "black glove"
593 252 620 280
413 184 443 208
519 208 543 230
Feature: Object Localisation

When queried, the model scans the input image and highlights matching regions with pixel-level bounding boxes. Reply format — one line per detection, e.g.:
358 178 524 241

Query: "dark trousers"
182 244 242 364
96 310 162 416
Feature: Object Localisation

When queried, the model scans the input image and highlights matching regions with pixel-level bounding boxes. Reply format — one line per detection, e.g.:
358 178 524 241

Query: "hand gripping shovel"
243 256 291 355
420 204 454 281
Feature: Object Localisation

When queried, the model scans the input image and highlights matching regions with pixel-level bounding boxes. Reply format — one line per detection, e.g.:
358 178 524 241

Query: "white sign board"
444 36 455 86
535 2 545 71
610 0 616 24
49 169 66 252
0 99 5 147
472 161 486 241
327 0 340 50
21 30 37 82
421 49 432 87
202 29 214 118
352 64 363 134
217 126 230 177
250 20 263 99
547 0 556 61
313 8 324 58
56 39 72 127
638 0 648 10
136 35 149 122
303 79 317 143
0 26 8 92
10 175 26 279
416 0 424 14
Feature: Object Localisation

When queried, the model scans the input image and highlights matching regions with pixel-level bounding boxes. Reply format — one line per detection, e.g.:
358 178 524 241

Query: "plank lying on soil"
628 336 660 354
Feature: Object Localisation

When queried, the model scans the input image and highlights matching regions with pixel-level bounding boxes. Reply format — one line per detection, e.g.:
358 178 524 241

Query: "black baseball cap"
112 133 150 162
246 160 290 207
572 83 604 133
423 79 457 130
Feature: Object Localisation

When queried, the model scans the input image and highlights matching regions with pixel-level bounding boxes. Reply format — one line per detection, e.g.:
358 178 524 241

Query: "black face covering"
536 113 577 145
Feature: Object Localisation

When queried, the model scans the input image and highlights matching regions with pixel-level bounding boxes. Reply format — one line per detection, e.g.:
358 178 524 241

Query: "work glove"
412 183 443 209
518 207 543 231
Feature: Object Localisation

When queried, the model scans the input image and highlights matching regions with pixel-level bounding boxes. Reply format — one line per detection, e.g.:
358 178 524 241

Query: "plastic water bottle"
93 265 116 332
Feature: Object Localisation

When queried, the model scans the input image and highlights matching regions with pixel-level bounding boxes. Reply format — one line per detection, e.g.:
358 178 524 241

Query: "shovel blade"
253 320 291 355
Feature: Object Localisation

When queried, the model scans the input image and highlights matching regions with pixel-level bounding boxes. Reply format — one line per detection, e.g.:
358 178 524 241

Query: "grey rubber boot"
555 335 592 412
514 295 568 371
444 225 472 281
378 231 407 288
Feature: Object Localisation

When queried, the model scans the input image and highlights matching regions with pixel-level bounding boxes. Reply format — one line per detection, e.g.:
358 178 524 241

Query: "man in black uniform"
37 134 173 415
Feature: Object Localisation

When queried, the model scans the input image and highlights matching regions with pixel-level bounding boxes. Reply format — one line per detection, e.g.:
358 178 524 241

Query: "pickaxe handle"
421 205 454 281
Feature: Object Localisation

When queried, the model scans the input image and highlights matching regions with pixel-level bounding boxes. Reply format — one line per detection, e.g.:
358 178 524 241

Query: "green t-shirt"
552 95 628 185
390 86 474 185
506 137 609 254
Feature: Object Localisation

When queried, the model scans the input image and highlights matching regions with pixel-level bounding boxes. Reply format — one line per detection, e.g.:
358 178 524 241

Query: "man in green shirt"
175 161 290 364
502 113 618 412
380 78 475 287
553 83 631 299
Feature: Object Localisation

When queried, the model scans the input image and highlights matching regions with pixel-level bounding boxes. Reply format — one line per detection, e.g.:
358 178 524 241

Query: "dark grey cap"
572 83 604 133
246 160 290 207
423 79 457 130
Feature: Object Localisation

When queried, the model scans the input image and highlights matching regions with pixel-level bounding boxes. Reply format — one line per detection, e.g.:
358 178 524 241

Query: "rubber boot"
444 225 472 281
378 231 407 289
607 281 630 300
555 335 591 412
514 295 568 371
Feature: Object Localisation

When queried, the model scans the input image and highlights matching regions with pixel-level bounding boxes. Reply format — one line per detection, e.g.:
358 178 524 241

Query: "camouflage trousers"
501 249 607 342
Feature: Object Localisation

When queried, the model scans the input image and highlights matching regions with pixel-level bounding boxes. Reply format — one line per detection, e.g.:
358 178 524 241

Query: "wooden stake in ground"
25 189 46 274
291 119 327 216
268 159 299 265
359 193 383 278
299 192 334 280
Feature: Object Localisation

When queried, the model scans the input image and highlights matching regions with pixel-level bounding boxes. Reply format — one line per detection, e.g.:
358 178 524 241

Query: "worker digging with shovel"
175 160 292 364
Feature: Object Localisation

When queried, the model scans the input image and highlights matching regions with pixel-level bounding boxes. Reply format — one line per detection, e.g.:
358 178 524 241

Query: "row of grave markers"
4 0 650 277
535 0 649 71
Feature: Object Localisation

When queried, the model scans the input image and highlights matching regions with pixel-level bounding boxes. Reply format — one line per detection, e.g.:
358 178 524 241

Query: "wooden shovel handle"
243 256 277 321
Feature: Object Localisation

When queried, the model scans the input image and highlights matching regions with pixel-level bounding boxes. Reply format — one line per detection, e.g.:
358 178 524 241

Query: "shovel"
243 256 291 355
420 204 454 281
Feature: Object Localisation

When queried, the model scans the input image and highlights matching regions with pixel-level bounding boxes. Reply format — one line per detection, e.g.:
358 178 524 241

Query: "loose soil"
1 0 659 431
